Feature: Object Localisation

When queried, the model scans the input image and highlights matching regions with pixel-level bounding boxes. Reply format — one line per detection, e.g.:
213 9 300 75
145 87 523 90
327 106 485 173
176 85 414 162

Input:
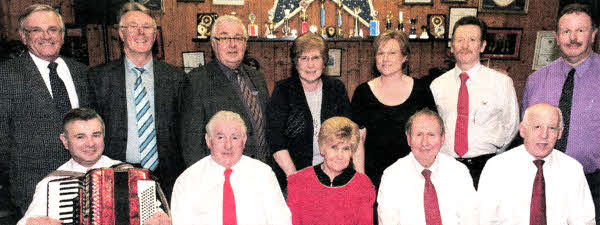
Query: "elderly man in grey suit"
179 15 270 167
87 2 185 201
0 4 89 219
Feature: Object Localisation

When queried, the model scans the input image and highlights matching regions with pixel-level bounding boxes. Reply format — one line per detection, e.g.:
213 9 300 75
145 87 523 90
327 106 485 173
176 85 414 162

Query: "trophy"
351 8 361 38
408 17 417 39
386 12 393 30
266 10 276 38
300 0 309 35
369 10 380 37
283 9 291 38
397 11 404 32
430 15 445 39
248 13 259 37
326 26 336 38
336 1 343 38
419 25 429 39
320 0 326 38
197 13 216 39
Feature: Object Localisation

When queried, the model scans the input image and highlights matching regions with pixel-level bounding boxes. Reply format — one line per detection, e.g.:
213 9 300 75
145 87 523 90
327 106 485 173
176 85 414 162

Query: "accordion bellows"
47 167 167 225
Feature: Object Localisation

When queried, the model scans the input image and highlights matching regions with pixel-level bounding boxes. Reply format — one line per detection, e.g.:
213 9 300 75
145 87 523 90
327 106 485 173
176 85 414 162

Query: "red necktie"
223 169 237 225
455 72 469 157
530 160 546 225
422 169 442 225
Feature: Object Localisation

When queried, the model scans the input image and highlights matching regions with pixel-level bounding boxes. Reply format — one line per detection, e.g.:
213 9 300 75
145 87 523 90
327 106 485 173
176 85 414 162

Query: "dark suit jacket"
0 53 89 212
87 58 185 201
179 60 269 167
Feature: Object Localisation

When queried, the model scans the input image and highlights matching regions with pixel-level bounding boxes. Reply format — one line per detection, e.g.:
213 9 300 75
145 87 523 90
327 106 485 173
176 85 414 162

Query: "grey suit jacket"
87 58 186 201
0 53 89 212
179 60 269 167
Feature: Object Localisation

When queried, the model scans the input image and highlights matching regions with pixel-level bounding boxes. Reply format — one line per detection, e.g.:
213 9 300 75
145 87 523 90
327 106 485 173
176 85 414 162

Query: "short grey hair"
210 15 248 42
18 4 65 32
522 104 564 131
206 111 247 137
117 2 156 28
405 108 445 136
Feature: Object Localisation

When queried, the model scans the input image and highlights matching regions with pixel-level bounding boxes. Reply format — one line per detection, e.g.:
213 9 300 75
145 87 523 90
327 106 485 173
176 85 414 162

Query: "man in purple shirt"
522 3 599 220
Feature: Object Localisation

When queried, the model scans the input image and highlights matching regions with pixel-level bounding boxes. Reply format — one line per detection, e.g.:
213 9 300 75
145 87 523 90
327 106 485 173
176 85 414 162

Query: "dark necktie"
235 70 266 161
530 160 546 225
422 169 442 225
223 169 237 225
555 68 575 152
455 72 469 157
48 62 71 115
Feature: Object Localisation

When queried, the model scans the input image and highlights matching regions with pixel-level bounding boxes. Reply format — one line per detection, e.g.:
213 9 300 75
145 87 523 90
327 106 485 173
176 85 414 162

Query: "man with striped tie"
88 2 185 201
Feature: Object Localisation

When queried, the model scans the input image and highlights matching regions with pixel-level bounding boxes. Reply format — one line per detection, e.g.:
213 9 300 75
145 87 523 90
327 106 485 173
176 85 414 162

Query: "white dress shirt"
29 52 80 108
430 64 519 158
18 156 121 225
171 155 291 225
478 145 595 225
377 152 479 225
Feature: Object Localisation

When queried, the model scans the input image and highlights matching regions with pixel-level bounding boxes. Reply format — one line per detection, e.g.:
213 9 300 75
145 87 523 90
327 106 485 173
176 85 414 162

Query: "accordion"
46 166 169 225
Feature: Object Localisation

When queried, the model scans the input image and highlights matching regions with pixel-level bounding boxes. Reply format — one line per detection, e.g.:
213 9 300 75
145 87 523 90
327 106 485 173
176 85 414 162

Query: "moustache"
567 40 582 47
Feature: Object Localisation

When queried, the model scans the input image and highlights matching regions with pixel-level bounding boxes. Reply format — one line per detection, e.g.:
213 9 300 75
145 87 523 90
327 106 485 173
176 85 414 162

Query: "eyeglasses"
23 27 62 37
213 36 247 44
120 24 155 33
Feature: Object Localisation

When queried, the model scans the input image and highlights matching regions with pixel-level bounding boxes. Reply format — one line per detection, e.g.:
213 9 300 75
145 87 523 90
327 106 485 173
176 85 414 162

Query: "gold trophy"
300 0 309 35
266 9 276 38
386 12 393 31
336 0 343 38
320 0 326 37
248 13 259 37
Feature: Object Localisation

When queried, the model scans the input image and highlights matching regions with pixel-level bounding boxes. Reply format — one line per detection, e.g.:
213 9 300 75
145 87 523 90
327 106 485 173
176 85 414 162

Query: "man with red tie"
377 109 478 225
171 111 291 225
430 16 519 188
479 103 594 224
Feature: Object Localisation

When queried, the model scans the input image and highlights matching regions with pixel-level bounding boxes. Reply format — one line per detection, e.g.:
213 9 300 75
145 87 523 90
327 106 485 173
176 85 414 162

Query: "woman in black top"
351 30 436 189
267 33 353 191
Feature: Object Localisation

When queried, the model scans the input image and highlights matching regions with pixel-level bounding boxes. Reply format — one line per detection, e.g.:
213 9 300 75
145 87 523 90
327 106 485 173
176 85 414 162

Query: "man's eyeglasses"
120 25 155 33
23 27 62 37
213 36 247 44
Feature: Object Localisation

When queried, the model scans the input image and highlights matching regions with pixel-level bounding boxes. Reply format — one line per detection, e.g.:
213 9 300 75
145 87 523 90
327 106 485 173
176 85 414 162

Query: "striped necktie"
133 67 158 171
235 70 266 161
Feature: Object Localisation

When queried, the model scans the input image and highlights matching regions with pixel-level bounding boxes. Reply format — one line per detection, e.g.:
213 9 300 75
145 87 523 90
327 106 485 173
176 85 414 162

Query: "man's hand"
26 217 62 225
145 212 171 225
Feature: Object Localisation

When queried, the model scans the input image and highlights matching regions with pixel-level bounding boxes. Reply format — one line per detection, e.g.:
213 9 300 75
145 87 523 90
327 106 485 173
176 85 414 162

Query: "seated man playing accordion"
18 108 170 225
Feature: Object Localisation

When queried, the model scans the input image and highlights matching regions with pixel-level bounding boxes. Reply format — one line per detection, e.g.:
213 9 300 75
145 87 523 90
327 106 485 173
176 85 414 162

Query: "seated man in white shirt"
479 103 595 224
171 110 291 225
18 107 170 225
378 108 478 225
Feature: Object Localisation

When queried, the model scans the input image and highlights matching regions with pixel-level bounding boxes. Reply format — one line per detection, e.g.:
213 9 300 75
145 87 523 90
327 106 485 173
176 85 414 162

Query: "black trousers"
586 169 600 224
456 153 495 190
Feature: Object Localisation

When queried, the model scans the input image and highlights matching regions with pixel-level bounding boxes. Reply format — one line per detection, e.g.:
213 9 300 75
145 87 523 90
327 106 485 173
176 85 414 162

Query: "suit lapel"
22 54 58 113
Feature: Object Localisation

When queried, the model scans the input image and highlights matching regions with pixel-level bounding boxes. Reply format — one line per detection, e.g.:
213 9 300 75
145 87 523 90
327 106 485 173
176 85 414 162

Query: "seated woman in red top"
286 117 376 225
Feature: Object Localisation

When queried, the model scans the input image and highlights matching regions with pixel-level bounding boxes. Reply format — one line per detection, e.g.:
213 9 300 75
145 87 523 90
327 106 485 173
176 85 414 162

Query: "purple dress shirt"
522 52 600 174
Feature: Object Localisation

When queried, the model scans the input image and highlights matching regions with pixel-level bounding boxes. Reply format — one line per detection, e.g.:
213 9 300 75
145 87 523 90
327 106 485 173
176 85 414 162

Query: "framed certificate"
479 0 529 14
482 27 523 60
448 7 478 39
182 51 205 73
325 49 342 77
532 31 560 70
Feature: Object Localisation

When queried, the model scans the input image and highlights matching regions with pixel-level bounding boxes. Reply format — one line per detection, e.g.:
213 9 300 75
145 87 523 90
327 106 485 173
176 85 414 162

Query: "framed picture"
532 31 560 70
479 0 528 14
448 7 478 39
212 0 244 5
182 51 205 73
442 0 467 3
152 27 164 60
60 24 89 65
325 49 342 77
403 0 433 5
133 0 163 12
427 14 447 39
482 27 522 60
197 13 218 38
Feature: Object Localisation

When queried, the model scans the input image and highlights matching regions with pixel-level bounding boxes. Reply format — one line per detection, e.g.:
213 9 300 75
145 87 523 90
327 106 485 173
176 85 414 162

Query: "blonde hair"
206 111 247 137
317 117 360 152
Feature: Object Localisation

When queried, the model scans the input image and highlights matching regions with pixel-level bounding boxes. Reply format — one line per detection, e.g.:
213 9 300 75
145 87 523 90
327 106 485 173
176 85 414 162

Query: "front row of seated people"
20 104 595 225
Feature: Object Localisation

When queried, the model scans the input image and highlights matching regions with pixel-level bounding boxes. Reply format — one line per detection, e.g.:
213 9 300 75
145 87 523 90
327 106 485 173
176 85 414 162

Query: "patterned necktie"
422 169 442 225
455 72 469 157
530 160 546 225
223 169 237 225
48 62 72 115
555 68 575 152
235 70 266 161
133 67 158 171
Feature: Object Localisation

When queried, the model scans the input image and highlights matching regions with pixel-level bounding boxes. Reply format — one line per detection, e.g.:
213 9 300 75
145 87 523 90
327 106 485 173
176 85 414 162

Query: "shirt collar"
454 63 482 81
559 52 598 79
409 152 441 176
518 144 554 168
66 156 109 173
125 56 153 76
313 163 356 187
29 51 64 70
208 155 242 175
217 60 242 81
